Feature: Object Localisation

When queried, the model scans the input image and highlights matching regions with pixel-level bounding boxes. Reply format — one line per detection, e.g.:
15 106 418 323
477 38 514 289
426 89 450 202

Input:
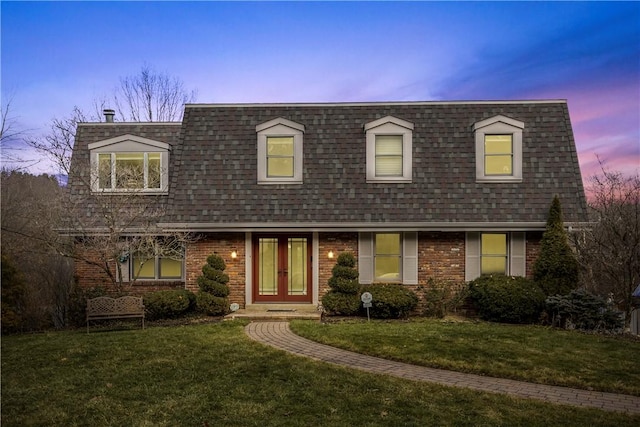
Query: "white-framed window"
131 253 184 280
364 116 414 183
358 232 418 284
256 118 305 184
473 115 524 183
465 232 526 281
89 134 170 193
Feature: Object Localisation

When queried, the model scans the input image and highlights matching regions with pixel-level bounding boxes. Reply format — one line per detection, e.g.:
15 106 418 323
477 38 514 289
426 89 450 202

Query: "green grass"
1 320 638 426
290 318 640 396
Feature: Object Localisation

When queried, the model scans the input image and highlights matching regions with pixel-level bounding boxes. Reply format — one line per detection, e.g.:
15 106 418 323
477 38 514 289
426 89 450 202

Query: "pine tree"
533 196 579 296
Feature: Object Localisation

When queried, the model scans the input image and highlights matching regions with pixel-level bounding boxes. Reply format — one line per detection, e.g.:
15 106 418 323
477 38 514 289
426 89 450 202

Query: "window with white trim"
473 115 524 182
465 231 526 281
365 116 413 182
256 118 305 184
358 232 418 284
89 134 170 193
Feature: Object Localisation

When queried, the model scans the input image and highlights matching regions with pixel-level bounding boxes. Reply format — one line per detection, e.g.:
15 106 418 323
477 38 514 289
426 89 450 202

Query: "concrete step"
225 304 322 321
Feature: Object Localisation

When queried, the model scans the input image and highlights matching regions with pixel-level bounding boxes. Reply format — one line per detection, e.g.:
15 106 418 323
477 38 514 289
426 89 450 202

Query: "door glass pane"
115 153 145 188
481 233 508 274
288 238 308 295
259 238 278 295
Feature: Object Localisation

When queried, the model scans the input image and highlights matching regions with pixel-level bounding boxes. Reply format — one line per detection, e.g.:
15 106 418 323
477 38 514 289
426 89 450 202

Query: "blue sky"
2 1 639 184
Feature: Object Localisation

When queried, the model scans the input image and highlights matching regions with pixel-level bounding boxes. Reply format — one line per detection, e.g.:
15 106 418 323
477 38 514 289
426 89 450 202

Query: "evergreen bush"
545 289 623 332
361 284 419 319
144 289 196 320
468 275 546 324
196 254 230 316
533 196 579 296
322 252 361 314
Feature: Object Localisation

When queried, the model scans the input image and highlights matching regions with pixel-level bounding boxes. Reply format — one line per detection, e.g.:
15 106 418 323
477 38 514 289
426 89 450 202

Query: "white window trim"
365 116 414 183
256 118 305 184
473 115 524 183
89 134 170 193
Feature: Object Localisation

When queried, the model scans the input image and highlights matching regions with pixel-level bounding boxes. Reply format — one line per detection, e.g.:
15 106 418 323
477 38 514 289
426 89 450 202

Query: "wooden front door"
253 234 312 303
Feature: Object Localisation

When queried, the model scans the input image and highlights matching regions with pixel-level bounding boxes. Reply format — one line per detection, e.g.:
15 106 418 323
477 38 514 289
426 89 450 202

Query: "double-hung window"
473 115 524 182
365 116 414 183
256 118 305 184
481 233 508 275
89 134 170 193
358 232 418 284
465 232 526 281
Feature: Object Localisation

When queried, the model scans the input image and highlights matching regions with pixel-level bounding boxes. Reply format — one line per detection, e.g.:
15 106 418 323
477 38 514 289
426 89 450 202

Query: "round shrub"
144 289 196 321
196 292 229 316
328 277 361 294
321 291 361 316
331 265 359 281
361 284 419 319
468 275 546 324
336 252 356 268
201 265 230 285
197 277 231 297
206 254 226 271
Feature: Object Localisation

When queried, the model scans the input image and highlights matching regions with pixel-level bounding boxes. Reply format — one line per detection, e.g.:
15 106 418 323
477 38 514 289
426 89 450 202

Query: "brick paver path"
245 321 640 415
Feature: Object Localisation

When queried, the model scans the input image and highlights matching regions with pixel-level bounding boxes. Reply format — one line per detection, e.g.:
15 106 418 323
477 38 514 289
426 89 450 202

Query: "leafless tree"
573 166 640 325
114 65 197 122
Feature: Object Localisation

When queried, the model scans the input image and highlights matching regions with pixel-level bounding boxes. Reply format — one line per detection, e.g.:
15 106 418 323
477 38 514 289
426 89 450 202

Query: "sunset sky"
2 1 639 187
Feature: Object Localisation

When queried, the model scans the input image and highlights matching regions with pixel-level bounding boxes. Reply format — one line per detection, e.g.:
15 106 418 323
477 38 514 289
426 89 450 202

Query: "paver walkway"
245 321 640 415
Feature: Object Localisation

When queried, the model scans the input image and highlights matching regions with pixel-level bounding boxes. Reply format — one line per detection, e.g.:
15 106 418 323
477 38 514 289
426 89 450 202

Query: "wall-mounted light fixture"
328 250 335 259
231 251 238 259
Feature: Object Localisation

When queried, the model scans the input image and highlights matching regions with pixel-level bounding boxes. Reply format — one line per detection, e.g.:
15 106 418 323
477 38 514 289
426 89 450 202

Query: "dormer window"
473 115 524 182
256 118 305 184
365 116 413 183
89 134 170 193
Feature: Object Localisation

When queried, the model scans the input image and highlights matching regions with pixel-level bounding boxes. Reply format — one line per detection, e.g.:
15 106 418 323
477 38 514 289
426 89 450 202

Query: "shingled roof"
69 101 589 231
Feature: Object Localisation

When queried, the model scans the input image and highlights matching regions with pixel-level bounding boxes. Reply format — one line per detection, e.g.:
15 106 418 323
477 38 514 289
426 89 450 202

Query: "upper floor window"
473 115 524 183
365 116 414 183
256 118 305 184
89 134 170 193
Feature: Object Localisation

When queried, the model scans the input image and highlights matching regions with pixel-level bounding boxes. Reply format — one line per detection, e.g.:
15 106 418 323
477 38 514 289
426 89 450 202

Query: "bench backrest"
87 296 144 315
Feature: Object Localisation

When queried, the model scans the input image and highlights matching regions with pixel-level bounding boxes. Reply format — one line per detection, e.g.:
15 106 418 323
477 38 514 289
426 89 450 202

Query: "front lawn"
2 320 638 426
290 318 640 396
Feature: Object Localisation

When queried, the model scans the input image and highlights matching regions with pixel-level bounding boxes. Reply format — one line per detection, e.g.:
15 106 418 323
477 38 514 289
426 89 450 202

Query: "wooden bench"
86 296 145 332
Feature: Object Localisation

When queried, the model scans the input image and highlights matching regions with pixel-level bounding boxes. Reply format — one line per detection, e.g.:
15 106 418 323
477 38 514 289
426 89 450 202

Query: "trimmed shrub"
326 251 359 296
468 275 546 324
533 196 579 296
361 284 419 319
321 291 361 316
196 292 228 316
336 252 356 268
196 254 230 316
327 277 360 294
144 289 196 321
420 278 468 318
545 289 624 332
331 265 359 281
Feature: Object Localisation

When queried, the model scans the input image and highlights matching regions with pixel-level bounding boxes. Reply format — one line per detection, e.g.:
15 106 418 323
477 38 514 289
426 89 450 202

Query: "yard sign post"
361 292 373 322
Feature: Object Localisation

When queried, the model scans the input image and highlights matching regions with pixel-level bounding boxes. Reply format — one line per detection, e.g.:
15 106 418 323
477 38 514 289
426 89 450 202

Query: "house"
69 100 588 308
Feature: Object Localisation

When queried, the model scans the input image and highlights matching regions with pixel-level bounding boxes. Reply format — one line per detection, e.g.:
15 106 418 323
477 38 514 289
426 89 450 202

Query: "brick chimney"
103 109 115 123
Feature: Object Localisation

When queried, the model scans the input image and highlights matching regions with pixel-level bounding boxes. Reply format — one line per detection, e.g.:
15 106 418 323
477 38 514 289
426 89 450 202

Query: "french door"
253 234 312 303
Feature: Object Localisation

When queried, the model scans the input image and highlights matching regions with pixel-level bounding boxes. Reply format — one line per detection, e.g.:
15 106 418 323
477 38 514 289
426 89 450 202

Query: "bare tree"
573 166 640 325
1 95 34 169
114 65 197 122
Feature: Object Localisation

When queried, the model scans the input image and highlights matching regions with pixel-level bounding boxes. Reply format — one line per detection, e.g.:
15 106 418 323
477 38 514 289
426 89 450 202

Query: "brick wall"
186 233 246 307
525 231 543 278
318 232 359 300
417 231 466 283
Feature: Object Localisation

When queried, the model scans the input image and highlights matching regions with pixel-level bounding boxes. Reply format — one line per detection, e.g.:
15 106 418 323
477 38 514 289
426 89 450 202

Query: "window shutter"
509 232 526 277
465 232 481 281
358 233 373 284
402 232 418 284
116 257 130 283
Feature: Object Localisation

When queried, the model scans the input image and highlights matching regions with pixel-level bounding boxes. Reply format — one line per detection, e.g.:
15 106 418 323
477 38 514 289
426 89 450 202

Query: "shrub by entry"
144 289 196 320
322 252 361 315
196 254 230 316
361 284 419 319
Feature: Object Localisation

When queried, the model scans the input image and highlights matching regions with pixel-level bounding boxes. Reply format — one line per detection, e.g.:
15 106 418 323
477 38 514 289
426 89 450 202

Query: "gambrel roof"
70 101 588 231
